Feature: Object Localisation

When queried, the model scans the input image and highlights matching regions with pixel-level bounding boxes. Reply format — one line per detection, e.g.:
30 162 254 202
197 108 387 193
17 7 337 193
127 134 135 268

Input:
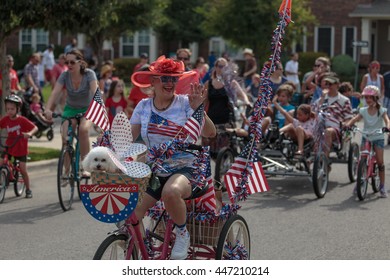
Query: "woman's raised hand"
189 83 207 110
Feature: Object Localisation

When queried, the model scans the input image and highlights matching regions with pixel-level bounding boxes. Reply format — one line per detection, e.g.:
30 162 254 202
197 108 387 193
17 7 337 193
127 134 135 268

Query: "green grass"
28 146 60 162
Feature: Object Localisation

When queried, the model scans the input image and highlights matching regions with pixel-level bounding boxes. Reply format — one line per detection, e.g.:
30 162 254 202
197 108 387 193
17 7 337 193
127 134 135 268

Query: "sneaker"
171 230 190 260
25 189 32 198
379 186 388 198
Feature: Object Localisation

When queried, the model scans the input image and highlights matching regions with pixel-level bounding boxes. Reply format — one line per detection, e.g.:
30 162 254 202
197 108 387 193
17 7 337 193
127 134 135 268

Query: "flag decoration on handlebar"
224 0 292 202
85 87 110 131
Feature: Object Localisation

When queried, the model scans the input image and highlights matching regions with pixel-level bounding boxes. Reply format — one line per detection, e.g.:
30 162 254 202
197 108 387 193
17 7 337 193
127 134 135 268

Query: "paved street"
1 126 390 259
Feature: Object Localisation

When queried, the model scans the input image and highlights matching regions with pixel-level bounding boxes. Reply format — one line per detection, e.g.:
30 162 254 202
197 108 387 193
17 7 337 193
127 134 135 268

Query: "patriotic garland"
230 3 292 203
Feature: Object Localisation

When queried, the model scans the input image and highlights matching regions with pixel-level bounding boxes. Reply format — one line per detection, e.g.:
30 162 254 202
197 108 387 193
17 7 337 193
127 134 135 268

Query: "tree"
152 0 207 48
199 0 316 60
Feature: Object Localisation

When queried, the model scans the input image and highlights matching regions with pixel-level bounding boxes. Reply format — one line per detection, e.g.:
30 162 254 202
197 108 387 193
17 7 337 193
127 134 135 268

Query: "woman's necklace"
153 96 174 111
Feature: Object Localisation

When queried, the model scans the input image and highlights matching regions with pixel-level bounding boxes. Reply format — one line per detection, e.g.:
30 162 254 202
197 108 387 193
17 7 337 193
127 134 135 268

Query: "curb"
28 158 58 173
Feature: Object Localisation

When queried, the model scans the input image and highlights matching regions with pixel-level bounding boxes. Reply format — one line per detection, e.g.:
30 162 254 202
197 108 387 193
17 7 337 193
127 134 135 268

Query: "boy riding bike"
0 95 38 198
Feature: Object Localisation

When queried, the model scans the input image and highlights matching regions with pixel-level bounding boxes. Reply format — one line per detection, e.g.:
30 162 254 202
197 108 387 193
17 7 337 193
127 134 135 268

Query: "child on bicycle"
0 95 38 198
272 95 316 157
346 85 390 198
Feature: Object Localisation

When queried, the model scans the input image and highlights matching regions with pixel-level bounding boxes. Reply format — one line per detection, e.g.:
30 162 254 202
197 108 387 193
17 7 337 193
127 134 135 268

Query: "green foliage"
331 54 356 76
113 58 140 84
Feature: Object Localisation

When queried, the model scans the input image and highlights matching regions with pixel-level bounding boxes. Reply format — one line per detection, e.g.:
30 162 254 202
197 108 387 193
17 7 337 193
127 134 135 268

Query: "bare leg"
79 118 92 160
296 126 305 152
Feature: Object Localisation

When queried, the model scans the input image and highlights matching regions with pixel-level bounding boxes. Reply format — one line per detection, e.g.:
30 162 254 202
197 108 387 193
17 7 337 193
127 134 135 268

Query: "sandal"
294 151 304 159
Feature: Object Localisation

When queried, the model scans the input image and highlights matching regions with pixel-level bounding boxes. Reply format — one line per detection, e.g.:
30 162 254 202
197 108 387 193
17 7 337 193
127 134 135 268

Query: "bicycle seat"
188 184 210 200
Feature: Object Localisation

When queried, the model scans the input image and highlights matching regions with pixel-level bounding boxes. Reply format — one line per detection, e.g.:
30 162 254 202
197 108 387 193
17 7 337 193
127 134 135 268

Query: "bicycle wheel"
0 169 8 203
312 153 329 198
57 148 75 211
13 169 25 197
348 143 359 183
214 147 235 191
371 163 380 193
216 214 250 260
356 159 368 201
93 234 138 260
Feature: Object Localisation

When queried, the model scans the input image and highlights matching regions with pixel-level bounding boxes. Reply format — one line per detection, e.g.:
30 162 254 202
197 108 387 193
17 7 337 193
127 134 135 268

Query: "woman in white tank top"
360 60 385 103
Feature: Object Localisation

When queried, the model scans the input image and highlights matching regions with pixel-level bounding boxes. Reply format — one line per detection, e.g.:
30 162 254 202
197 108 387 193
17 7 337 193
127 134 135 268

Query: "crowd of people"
2 43 390 259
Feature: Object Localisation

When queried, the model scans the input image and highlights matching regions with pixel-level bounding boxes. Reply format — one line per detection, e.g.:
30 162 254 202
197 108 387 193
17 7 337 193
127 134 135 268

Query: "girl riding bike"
346 85 390 198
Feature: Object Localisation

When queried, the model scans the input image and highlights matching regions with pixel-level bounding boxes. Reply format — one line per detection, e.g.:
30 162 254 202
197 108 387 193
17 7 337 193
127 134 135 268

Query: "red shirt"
105 96 128 125
0 69 19 96
0 115 36 157
128 86 149 108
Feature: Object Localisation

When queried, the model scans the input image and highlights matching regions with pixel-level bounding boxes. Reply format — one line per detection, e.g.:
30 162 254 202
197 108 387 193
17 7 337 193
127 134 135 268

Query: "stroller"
18 89 55 141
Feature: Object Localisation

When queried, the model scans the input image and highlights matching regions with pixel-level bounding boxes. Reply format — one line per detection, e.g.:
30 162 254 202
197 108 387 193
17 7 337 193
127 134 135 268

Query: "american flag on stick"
182 103 204 142
224 141 269 203
85 88 110 131
195 157 216 213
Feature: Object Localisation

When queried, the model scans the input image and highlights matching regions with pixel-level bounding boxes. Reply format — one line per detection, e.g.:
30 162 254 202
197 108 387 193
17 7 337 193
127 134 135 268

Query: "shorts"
1 152 27 162
361 138 384 150
146 167 195 201
62 105 88 120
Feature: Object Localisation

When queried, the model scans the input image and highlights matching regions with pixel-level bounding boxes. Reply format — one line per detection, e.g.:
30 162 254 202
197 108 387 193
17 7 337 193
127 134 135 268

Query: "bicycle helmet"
4 94 23 108
362 85 380 97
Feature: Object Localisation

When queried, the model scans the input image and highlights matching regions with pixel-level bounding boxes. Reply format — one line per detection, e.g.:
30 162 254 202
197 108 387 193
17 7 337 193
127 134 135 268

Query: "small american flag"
224 141 269 203
182 104 204 142
148 112 187 139
85 88 110 131
195 159 216 213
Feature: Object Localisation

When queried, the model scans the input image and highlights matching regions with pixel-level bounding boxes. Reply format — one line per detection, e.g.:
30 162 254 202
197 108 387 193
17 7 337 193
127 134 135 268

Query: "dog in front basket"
82 146 120 173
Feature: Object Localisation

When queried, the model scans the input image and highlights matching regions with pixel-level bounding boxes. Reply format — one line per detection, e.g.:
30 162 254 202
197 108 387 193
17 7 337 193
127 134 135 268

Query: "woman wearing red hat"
130 56 216 260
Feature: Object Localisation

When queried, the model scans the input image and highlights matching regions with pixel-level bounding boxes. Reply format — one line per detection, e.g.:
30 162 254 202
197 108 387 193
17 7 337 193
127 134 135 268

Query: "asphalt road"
1 148 390 260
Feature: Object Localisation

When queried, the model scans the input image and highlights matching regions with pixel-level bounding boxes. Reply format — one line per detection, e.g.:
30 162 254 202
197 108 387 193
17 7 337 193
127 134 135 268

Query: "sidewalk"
28 120 99 173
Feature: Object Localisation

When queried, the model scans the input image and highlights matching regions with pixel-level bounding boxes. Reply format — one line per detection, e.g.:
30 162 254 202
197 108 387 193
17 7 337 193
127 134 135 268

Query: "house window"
343 26 356 59
315 26 334 57
20 29 49 52
121 29 150 58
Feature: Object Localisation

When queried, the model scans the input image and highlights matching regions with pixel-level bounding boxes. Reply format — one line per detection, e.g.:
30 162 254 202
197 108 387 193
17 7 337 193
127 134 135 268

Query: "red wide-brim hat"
131 55 196 88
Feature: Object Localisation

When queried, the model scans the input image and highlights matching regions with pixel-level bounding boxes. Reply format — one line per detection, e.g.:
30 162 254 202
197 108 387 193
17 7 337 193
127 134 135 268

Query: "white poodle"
82 146 119 173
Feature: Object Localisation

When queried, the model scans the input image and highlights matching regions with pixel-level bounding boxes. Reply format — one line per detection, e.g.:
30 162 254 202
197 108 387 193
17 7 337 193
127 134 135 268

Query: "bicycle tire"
13 169 25 197
348 142 359 183
214 147 235 191
356 159 368 201
57 148 75 211
371 163 380 193
0 168 7 203
93 234 138 260
312 153 329 198
216 214 250 260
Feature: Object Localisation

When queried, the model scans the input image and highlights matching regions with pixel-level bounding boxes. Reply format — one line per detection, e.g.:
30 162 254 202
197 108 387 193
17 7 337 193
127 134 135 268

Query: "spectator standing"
133 53 149 73
176 48 192 70
0 55 23 97
360 60 385 103
285 52 301 93
99 64 113 101
382 70 390 144
23 53 42 98
42 44 55 84
194 57 208 80
105 79 129 125
242 48 257 87
64 37 77 54
50 53 68 113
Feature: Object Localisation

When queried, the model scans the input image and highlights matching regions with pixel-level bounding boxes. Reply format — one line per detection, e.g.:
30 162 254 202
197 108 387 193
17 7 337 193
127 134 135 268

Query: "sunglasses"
216 64 225 69
65 60 79 65
155 76 179 83
177 56 190 61
324 81 335 86
314 64 322 67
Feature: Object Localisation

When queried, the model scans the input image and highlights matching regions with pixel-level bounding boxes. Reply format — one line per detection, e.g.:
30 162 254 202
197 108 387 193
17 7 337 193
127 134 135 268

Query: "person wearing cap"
346 85 390 198
42 44 55 84
242 48 257 88
313 73 353 170
130 56 216 260
360 61 385 103
99 64 113 101
133 53 149 73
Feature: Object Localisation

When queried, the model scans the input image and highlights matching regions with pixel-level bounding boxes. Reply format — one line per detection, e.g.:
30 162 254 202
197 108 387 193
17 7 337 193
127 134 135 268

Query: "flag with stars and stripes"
85 88 110 131
182 103 204 142
224 141 269 203
148 111 187 139
195 158 217 213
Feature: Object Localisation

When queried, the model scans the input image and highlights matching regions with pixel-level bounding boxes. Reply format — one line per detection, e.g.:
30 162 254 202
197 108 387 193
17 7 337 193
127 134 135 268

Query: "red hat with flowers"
131 55 195 88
